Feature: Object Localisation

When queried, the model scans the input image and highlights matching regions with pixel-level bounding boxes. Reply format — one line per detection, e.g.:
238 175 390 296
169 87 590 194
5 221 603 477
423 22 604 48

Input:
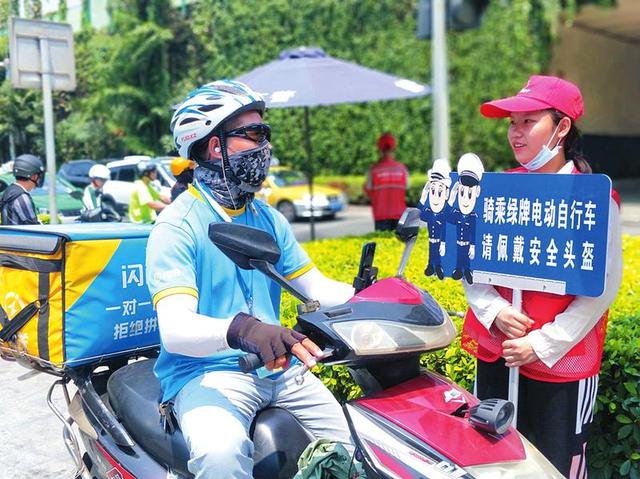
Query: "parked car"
0 172 85 219
103 156 176 214
58 159 97 188
256 166 346 222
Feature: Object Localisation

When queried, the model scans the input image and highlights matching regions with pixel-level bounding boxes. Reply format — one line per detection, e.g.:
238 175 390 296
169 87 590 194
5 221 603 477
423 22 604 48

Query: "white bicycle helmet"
170 80 266 160
88 164 111 181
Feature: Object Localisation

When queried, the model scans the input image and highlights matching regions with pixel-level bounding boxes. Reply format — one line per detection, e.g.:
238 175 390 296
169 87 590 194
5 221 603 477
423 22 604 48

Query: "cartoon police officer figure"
448 153 484 284
418 159 452 280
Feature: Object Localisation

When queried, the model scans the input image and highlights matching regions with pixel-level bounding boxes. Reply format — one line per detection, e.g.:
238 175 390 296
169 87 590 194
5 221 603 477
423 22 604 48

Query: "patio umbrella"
236 46 430 240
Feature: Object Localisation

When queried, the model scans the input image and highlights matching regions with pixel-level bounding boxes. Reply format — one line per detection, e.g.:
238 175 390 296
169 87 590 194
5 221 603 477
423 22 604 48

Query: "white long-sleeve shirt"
463 161 623 367
155 266 354 357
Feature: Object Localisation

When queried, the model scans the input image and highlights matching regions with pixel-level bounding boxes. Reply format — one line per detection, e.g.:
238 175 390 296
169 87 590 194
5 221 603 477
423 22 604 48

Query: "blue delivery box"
0 223 159 371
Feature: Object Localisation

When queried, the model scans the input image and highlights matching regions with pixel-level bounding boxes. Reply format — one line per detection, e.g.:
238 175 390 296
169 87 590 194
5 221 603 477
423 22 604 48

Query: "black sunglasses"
225 123 271 143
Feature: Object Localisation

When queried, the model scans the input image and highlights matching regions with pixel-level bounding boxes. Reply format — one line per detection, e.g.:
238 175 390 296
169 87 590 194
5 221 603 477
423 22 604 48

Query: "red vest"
365 157 408 221
461 165 620 382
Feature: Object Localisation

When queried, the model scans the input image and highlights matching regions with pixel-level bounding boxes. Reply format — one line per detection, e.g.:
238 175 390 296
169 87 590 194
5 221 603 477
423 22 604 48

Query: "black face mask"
225 139 272 193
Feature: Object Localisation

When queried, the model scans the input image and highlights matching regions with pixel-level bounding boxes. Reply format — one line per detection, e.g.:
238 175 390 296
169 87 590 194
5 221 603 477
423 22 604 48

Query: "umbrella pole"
304 107 316 241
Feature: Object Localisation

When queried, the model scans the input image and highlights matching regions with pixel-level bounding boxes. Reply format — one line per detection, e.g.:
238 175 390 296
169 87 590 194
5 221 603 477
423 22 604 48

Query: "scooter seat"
107 358 191 476
107 358 314 479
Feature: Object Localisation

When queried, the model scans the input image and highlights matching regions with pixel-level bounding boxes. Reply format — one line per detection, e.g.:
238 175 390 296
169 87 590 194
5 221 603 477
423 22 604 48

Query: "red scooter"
43 208 562 478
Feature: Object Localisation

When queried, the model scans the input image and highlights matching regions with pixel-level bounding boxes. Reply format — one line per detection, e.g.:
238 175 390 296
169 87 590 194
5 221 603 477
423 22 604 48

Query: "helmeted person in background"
146 80 353 479
128 160 170 223
364 132 409 231
448 153 484 285
82 164 111 210
418 158 452 280
461 75 623 478
0 154 44 225
169 157 195 202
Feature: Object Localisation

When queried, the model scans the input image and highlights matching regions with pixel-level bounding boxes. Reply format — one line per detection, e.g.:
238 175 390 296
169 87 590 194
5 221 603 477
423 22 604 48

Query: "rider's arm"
155 293 233 357
148 200 167 212
527 198 623 367
82 188 95 210
290 266 355 307
13 194 40 225
137 181 166 212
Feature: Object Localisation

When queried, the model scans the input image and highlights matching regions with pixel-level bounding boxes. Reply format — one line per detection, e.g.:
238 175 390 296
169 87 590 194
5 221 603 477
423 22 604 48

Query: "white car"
103 156 176 213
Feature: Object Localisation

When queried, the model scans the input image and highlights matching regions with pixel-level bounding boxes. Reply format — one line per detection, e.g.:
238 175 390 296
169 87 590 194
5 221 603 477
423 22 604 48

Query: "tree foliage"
0 0 618 171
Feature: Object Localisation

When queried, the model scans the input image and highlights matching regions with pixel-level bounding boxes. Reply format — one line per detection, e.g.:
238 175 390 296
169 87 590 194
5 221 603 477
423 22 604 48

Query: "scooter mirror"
208 223 281 270
468 398 515 435
69 189 83 200
395 207 421 243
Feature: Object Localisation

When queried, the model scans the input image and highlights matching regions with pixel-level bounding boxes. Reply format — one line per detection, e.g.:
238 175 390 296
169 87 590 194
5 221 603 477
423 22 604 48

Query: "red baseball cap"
480 75 584 121
377 133 396 152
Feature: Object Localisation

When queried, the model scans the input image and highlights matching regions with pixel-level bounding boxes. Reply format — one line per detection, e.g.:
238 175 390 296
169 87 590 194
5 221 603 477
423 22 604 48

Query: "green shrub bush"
280 233 640 478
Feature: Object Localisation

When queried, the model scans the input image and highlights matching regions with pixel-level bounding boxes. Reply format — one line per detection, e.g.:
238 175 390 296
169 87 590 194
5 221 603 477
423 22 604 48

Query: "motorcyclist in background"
129 161 170 223
0 154 44 226
170 157 195 202
82 164 111 210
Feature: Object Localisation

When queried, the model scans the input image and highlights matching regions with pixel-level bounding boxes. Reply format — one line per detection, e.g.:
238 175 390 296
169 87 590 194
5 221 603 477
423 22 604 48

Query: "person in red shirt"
364 132 409 231
462 75 623 478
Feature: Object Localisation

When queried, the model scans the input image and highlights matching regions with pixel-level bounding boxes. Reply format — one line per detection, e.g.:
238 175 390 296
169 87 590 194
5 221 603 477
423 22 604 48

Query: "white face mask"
523 123 562 171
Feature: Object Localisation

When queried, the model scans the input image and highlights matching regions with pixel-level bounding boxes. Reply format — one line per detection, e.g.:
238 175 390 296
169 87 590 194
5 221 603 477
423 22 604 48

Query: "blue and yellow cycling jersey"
146 184 311 402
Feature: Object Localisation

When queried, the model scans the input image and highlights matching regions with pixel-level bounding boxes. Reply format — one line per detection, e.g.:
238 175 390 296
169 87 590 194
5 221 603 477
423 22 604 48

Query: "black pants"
374 219 398 231
476 358 598 478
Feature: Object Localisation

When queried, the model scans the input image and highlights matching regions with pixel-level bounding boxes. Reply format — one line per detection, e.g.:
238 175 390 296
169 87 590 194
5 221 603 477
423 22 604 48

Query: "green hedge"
280 233 640 478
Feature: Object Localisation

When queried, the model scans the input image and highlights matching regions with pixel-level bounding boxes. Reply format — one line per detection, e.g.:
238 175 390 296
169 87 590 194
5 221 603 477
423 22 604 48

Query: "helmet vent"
179 117 199 126
199 104 223 112
212 85 244 95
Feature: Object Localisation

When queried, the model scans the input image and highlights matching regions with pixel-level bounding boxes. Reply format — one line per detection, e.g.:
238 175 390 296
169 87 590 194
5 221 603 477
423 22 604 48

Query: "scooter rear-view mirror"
395 207 421 243
209 222 315 307
208 222 281 270
69 190 83 200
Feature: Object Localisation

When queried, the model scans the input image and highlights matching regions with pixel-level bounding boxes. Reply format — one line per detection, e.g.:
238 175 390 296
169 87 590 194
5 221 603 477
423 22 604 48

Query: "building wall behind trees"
550 16 640 177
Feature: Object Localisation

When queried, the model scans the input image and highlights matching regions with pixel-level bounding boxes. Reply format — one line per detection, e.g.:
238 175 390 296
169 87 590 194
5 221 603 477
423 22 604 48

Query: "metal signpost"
422 170 612 425
9 17 76 224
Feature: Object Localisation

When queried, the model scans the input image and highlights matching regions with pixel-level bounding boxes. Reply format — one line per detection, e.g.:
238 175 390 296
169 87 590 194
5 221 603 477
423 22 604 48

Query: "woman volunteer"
461 75 623 478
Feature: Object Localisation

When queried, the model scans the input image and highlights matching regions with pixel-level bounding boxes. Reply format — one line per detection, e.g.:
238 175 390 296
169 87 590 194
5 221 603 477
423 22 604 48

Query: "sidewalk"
613 178 640 236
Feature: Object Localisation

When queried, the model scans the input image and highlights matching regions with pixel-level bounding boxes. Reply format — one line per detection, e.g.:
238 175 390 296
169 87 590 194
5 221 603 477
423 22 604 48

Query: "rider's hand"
494 306 534 339
502 336 539 367
227 313 319 370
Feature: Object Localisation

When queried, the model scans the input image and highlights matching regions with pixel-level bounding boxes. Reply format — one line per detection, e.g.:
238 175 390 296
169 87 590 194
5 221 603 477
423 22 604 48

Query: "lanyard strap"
193 178 233 223
194 179 254 313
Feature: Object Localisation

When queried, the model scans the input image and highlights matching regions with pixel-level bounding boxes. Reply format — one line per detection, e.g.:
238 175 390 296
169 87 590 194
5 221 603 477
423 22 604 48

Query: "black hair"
550 109 592 173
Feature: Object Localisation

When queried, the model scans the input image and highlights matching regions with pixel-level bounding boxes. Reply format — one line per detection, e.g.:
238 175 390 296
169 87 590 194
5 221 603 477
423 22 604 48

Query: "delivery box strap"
0 253 62 273
0 267 52 360
0 299 47 343
0 305 7 328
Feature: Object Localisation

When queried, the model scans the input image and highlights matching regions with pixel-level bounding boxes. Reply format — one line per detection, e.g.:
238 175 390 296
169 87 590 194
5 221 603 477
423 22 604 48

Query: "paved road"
1 182 639 478
292 204 374 242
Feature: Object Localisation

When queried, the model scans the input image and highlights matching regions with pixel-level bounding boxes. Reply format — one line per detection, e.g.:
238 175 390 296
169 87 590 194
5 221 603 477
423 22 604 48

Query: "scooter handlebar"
239 353 263 373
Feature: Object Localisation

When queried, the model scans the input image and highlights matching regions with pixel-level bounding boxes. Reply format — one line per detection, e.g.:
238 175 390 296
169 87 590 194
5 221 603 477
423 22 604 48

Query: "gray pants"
175 365 353 479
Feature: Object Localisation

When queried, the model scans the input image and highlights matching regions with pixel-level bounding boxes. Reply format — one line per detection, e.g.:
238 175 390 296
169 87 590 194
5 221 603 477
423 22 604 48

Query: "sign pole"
39 37 59 224
431 0 449 162
509 288 522 428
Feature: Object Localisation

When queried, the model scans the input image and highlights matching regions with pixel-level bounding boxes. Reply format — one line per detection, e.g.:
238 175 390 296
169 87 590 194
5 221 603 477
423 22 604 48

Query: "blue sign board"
419 172 611 297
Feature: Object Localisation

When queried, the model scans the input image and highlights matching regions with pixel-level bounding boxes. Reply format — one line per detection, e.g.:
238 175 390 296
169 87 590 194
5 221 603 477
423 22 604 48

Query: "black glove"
226 312 307 364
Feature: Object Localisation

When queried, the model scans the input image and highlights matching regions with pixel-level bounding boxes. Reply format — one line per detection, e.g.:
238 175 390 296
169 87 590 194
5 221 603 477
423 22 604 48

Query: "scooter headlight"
331 318 456 356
